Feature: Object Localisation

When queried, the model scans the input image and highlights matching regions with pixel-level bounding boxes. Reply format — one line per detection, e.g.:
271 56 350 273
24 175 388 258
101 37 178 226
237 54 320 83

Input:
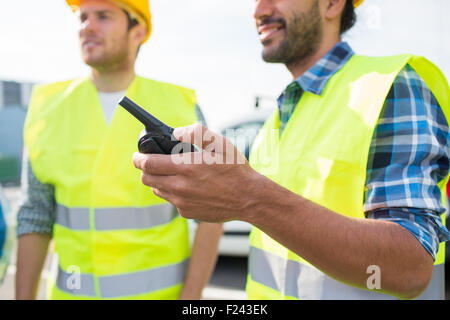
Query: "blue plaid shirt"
278 42 450 261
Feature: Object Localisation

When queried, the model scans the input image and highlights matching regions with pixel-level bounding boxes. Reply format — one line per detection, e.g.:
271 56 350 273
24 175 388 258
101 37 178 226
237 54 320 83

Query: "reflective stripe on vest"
249 246 444 300
56 203 177 231
56 259 189 298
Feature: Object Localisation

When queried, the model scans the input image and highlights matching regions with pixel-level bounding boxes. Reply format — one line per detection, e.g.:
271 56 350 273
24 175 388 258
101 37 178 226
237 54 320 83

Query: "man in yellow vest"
16 0 223 300
133 0 450 299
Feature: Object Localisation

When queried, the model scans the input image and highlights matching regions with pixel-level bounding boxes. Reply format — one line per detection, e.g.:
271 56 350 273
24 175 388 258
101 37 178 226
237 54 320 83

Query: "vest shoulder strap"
27 78 89 119
349 54 449 117
132 76 197 107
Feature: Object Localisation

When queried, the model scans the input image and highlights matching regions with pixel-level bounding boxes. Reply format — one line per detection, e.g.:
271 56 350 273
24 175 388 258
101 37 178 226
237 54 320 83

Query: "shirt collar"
289 41 354 96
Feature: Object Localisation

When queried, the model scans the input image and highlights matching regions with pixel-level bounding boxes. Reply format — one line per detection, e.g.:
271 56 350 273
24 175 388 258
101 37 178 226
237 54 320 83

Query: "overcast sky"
0 0 449 129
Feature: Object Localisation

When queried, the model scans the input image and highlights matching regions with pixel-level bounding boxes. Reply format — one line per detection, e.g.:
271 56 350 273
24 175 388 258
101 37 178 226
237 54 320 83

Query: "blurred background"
0 0 449 300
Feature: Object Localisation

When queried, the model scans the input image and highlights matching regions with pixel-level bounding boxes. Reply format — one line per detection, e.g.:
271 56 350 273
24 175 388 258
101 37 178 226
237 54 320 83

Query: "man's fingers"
133 152 180 175
173 123 210 148
143 175 186 208
151 187 167 200
173 123 244 162
141 172 168 189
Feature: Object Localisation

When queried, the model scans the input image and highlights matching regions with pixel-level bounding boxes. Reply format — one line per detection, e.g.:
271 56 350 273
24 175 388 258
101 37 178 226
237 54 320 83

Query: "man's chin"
82 55 105 68
261 47 287 63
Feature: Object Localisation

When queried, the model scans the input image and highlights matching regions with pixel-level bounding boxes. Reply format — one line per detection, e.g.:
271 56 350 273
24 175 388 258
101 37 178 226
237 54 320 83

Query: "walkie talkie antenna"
119 96 170 130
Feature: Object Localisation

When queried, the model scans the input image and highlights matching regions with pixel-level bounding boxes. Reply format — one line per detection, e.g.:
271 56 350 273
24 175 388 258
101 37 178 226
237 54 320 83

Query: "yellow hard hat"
66 0 152 43
353 0 364 8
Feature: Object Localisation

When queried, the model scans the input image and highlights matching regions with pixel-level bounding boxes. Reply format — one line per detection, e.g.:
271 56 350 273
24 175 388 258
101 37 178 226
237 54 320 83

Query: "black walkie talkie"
119 96 196 154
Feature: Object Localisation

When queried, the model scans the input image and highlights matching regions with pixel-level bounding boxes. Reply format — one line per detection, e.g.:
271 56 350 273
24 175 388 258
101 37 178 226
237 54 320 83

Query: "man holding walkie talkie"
134 0 450 300
16 0 222 300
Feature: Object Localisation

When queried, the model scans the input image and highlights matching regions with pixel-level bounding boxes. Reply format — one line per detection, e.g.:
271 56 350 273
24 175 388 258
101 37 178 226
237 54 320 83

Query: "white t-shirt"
98 90 126 124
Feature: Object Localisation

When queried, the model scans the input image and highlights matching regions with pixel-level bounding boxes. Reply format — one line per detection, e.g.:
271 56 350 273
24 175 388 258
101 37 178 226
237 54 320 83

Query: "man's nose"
254 0 274 22
79 16 97 36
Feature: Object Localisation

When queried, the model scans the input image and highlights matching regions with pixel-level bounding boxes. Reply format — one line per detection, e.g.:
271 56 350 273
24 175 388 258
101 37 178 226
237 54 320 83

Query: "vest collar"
287 41 355 97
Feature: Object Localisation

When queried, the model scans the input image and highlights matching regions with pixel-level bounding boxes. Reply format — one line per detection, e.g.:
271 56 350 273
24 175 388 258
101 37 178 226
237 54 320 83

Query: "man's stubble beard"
83 34 131 73
262 0 323 67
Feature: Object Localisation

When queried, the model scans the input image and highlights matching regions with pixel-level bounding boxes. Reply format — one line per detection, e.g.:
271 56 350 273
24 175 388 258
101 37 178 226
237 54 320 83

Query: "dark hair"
340 0 356 34
122 9 142 56
122 9 140 31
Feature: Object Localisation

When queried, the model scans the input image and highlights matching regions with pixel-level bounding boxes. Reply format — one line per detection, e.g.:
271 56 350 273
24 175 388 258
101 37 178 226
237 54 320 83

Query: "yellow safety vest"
247 54 450 300
24 76 198 299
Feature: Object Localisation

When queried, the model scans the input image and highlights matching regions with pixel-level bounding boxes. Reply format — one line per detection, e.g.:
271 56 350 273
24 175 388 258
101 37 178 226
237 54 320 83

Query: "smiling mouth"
82 40 102 49
259 26 284 43
257 18 286 44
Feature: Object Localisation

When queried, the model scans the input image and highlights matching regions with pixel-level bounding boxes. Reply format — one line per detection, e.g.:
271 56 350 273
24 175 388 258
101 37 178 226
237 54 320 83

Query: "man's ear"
132 24 147 44
323 0 346 20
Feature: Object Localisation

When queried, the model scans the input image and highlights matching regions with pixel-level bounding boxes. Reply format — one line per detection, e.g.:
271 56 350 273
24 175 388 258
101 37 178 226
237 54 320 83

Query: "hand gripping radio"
119 96 196 154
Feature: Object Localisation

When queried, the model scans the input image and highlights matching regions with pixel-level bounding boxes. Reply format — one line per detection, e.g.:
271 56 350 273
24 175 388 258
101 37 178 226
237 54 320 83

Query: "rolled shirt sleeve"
364 64 450 261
